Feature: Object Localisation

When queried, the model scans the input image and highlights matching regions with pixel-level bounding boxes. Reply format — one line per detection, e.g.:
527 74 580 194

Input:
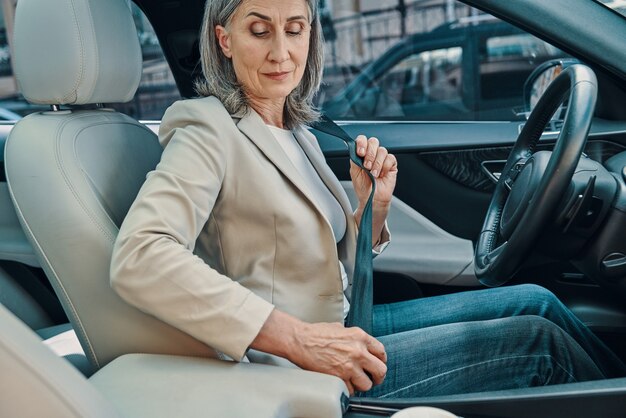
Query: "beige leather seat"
0 304 120 418
6 0 217 370
0 303 346 418
0 260 93 375
3 1 347 416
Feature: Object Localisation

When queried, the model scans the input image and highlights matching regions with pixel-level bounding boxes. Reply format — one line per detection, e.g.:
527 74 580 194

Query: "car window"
0 2 179 121
109 3 180 120
343 46 463 120
384 47 462 105
476 32 565 119
318 0 568 122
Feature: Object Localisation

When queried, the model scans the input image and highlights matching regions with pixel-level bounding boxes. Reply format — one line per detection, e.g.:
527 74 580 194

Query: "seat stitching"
6 119 98 366
487 202 503 253
81 0 99 102
65 0 86 104
55 115 114 242
59 114 153 242
5 112 155 369
4 172 99 368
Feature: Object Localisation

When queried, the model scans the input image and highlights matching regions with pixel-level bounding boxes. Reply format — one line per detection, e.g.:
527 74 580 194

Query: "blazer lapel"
294 127 358 286
236 109 357 284
235 109 332 222
293 127 355 218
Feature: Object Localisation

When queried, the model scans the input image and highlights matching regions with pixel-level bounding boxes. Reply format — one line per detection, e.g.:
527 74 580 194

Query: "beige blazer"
111 96 368 361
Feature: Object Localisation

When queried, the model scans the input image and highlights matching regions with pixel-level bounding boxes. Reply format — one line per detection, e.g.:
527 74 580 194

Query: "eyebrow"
245 12 308 22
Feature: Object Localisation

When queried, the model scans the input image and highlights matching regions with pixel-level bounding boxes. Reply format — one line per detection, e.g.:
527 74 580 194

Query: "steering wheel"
475 64 598 287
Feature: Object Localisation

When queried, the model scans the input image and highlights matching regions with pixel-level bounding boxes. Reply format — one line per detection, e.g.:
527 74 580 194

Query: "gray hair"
194 0 323 129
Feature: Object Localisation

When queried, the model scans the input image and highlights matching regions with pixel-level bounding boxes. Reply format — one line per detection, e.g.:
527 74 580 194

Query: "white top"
266 125 351 318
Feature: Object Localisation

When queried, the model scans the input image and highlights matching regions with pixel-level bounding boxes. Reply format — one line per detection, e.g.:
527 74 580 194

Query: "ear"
215 25 232 59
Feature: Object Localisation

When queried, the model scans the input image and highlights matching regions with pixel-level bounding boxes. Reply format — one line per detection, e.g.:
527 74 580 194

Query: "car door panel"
341 181 478 287
318 122 520 242
317 121 626 241
316 122 626 283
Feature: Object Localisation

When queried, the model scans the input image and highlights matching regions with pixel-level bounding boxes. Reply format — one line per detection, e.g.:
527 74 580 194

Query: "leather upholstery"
6 110 218 369
90 354 346 418
0 304 347 418
37 323 94 376
0 305 120 418
0 182 39 266
6 0 217 369
13 0 141 105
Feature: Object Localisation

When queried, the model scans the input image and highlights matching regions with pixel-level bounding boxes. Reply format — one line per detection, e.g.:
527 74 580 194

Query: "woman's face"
216 0 311 103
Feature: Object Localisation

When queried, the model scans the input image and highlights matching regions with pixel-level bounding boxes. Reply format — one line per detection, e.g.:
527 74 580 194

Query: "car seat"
0 259 93 375
0 303 347 417
4 0 217 371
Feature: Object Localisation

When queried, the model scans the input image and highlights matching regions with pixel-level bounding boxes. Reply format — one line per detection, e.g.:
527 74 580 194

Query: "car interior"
1 0 626 417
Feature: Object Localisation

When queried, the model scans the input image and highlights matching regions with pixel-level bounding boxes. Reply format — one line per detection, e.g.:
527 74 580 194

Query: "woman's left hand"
350 135 398 208
350 135 397 245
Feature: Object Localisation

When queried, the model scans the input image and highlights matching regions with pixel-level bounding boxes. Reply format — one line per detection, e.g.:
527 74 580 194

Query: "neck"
247 95 286 129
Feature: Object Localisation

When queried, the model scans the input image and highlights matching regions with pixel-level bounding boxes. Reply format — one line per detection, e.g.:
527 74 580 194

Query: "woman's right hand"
251 310 387 394
292 321 388 394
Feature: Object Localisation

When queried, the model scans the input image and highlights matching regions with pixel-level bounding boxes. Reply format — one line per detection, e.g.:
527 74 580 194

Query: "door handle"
480 160 507 184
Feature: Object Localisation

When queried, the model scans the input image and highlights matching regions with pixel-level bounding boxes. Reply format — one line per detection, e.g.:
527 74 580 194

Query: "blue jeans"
360 284 626 398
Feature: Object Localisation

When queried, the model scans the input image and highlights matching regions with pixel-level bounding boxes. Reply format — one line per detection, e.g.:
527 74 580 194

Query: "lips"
263 71 292 81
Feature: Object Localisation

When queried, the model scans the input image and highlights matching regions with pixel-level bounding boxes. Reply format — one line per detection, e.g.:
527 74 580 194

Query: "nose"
268 32 289 64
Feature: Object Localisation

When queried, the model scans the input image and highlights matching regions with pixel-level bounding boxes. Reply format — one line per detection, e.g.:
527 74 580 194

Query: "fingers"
354 135 396 179
351 367 374 392
361 336 387 386
344 379 356 396
348 328 387 390
362 351 387 386
363 137 379 171
379 153 397 179
355 135 378 168
355 135 368 158
293 322 388 395
367 337 387 363
370 146 387 178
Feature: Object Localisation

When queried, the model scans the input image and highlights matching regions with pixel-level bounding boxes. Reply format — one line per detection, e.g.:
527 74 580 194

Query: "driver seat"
4 0 217 371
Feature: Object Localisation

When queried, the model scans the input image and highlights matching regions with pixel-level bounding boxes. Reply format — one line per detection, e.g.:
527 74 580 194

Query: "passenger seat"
0 304 347 418
36 323 93 376
0 304 121 418
0 262 92 375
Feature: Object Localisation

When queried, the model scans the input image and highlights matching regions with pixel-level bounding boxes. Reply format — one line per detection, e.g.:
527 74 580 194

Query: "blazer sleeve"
110 99 274 361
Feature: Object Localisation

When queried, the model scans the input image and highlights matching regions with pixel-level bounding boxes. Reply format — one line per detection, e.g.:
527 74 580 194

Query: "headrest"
13 0 142 105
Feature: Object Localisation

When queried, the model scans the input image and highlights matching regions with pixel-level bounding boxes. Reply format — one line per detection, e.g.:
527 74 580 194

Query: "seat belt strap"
310 115 375 334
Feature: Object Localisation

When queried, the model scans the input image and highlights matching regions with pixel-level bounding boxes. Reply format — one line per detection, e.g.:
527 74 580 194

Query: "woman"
111 0 625 397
